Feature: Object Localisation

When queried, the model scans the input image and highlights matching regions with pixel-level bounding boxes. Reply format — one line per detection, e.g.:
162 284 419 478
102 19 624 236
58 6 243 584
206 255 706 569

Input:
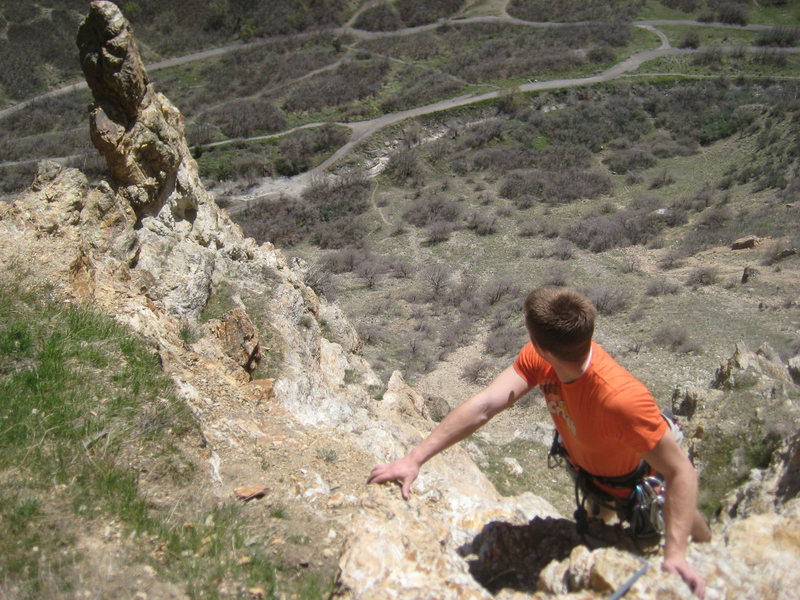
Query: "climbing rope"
609 557 649 600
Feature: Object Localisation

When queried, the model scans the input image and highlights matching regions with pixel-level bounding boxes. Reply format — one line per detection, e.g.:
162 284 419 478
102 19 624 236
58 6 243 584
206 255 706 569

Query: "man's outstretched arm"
367 365 531 499
642 429 711 598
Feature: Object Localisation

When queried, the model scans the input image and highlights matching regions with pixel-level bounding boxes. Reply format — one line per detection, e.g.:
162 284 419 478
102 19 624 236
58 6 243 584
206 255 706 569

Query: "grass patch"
657 24 759 48
199 279 237 323
0 274 329 599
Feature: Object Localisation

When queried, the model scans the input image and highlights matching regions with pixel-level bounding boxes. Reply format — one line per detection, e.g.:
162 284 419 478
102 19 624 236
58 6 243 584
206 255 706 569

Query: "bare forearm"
662 467 698 560
406 398 492 466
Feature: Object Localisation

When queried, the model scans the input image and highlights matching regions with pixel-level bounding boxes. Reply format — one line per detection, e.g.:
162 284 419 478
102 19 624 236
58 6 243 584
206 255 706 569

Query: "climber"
368 285 712 597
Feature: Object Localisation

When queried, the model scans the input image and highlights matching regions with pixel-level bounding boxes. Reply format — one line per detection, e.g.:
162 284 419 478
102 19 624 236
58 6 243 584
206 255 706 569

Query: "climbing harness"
548 431 667 543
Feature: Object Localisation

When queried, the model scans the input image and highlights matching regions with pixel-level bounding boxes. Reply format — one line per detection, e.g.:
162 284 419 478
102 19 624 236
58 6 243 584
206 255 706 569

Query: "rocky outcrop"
2 2 800 598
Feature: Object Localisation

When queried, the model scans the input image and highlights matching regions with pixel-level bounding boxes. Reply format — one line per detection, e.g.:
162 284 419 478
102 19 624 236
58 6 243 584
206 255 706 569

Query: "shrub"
283 57 391 112
403 192 461 227
679 30 701 49
395 0 463 27
587 44 616 63
518 222 538 237
356 258 386 288
500 168 612 204
660 0 699 11
232 171 369 248
352 2 404 31
549 239 577 260
692 45 723 67
658 250 686 270
485 327 528 358
461 358 494 384
756 26 800 47
649 169 675 189
752 48 789 67
646 279 681 296
484 277 520 306
564 196 679 252
716 3 747 25
426 221 454 244
466 211 498 236
386 147 420 181
204 97 286 138
685 266 720 287
581 286 630 315
421 263 453 296
761 236 800 266
543 265 570 287
654 325 702 354
603 147 657 174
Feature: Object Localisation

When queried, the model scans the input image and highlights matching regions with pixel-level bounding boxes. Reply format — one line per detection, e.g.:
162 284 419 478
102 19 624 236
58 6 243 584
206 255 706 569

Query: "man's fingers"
662 560 705 599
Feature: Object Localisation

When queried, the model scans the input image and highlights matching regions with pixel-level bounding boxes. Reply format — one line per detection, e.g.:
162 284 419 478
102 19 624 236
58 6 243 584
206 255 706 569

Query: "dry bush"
275 124 349 176
654 325 702 354
305 266 339 300
752 49 789 67
283 58 391 112
204 98 286 138
756 26 800 47
685 266 720 287
646 279 680 296
649 169 675 189
356 322 386 346
518 222 539 237
620 256 641 274
233 172 369 248
352 2 404 30
386 147 420 181
500 168 612 204
549 239 577 260
507 0 641 21
543 265 570 287
692 45 723 67
674 186 714 213
403 192 461 227
421 263 453 296
471 144 535 174
761 236 800 266
485 328 527 359
356 258 387 288
461 358 494 384
603 146 657 174
379 67 462 112
426 221 455 244
679 30 701 49
484 277 521 306
581 286 630 315
564 195 683 253
658 250 687 271
466 211 498 236
716 2 748 25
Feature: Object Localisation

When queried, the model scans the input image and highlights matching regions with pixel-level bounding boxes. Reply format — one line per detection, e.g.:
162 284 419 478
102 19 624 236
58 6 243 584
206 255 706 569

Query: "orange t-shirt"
513 341 666 479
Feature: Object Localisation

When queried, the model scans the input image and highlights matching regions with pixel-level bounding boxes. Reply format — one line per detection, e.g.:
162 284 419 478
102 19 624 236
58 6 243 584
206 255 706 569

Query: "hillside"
1 1 800 599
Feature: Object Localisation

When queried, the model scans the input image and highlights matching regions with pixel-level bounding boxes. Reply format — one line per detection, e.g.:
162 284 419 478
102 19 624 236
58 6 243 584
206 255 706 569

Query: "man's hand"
367 456 420 500
662 556 705 599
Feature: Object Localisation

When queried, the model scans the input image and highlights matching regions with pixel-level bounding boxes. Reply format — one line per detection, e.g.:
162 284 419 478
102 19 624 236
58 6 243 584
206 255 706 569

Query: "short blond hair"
523 286 596 362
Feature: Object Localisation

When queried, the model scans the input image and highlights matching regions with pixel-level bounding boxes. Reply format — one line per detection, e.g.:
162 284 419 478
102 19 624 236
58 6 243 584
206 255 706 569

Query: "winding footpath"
1 12 796 201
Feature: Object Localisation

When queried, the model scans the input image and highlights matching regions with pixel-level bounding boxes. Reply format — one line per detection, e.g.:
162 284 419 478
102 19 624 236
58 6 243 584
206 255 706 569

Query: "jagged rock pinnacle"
77 1 186 212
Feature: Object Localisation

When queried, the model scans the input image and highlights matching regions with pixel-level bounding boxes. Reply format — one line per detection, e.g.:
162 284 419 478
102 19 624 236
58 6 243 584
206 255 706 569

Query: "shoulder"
513 342 547 383
589 343 648 391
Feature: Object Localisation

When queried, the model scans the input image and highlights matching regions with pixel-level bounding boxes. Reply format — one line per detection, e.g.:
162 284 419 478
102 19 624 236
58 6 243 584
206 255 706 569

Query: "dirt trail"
2 14 794 197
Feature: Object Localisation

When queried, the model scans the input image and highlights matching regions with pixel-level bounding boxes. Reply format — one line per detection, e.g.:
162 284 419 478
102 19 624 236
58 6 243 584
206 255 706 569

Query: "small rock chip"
234 484 269 501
